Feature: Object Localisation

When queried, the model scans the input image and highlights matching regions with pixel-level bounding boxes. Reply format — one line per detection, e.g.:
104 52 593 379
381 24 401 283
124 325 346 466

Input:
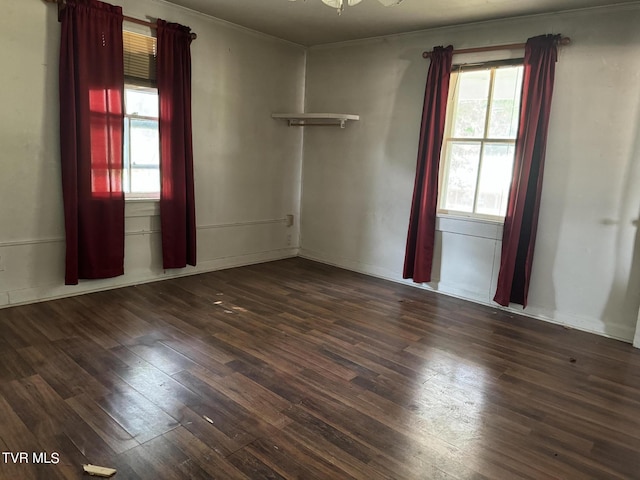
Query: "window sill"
436 212 504 240
436 211 504 225
125 198 159 218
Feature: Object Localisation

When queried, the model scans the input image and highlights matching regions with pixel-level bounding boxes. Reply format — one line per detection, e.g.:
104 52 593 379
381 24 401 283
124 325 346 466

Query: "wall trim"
299 248 635 344
2 244 634 345
0 236 65 248
309 1 640 49
1 247 299 310
149 0 306 49
198 218 288 230
0 217 289 249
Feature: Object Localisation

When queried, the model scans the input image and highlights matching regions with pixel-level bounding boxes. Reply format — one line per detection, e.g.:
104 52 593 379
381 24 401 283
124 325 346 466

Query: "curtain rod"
43 0 198 40
422 36 570 59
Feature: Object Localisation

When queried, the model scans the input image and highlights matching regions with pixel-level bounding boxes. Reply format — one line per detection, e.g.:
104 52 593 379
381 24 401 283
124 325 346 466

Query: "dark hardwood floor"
1 258 639 479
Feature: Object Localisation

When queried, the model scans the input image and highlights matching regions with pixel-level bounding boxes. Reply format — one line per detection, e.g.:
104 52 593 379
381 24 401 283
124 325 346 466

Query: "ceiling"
164 0 635 46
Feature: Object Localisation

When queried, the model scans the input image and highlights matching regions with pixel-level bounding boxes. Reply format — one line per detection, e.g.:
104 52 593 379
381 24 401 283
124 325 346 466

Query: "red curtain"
403 46 453 283
59 0 125 285
494 34 561 307
156 20 197 269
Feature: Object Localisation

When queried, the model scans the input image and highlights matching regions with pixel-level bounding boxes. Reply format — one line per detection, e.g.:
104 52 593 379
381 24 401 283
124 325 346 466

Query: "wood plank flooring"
1 258 640 479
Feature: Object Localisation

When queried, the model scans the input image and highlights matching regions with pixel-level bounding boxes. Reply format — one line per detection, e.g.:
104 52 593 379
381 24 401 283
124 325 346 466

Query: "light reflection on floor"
404 347 490 477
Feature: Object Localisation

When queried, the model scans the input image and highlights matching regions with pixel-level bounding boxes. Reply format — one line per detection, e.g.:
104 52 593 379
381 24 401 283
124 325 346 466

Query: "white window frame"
123 84 160 201
438 61 524 223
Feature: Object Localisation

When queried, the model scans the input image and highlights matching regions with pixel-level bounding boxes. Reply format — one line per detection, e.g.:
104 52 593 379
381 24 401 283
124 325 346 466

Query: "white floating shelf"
272 113 359 128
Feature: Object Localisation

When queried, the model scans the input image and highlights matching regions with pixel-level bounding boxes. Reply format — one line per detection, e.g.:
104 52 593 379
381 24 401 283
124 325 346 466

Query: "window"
438 62 524 220
123 30 159 199
124 86 160 197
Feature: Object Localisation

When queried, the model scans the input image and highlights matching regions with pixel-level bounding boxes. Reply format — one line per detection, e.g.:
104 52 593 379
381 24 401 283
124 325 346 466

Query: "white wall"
300 5 640 342
0 0 305 306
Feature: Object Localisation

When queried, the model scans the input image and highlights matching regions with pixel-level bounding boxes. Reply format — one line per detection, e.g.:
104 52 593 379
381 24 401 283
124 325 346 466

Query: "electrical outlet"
285 214 294 227
286 234 292 246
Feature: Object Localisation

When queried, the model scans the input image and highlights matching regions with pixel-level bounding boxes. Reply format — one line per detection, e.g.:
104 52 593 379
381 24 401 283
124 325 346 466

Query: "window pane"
130 119 159 167
452 70 490 138
487 66 523 139
131 168 160 193
129 118 160 193
442 142 481 213
125 88 158 117
123 117 131 192
476 143 515 216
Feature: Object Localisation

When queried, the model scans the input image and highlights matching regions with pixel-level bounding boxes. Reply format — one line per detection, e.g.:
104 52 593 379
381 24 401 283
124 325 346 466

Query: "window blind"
123 30 157 86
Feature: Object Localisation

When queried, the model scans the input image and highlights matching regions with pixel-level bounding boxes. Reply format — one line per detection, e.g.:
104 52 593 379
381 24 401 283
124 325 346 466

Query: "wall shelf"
272 113 359 128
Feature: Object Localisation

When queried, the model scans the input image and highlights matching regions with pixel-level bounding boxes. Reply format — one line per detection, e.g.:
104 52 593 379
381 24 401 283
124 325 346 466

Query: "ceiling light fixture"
290 0 405 15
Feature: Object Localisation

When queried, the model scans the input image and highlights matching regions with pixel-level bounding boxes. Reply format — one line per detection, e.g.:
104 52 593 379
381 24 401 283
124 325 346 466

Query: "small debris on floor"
569 357 577 363
203 415 214 424
213 301 223 305
82 464 117 477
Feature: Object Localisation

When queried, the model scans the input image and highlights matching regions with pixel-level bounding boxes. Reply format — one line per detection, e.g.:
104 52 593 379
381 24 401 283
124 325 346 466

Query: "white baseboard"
2 247 299 310
3 244 634 345
299 248 635 344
